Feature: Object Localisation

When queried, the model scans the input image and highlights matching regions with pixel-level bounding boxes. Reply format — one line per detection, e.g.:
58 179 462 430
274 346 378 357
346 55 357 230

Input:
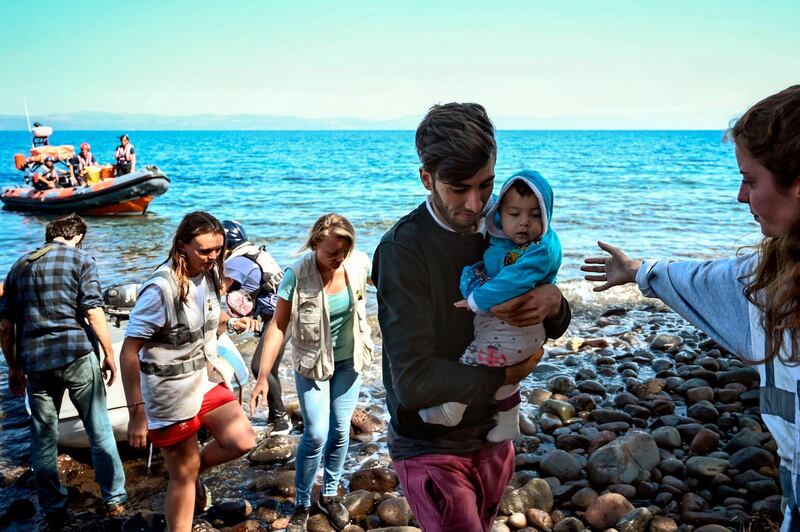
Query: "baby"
419 169 562 442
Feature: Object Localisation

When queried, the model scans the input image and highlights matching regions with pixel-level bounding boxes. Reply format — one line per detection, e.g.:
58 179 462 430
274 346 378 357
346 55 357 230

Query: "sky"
1 0 798 128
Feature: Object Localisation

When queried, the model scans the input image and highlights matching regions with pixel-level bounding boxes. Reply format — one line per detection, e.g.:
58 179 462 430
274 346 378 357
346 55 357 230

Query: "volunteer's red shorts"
148 384 237 448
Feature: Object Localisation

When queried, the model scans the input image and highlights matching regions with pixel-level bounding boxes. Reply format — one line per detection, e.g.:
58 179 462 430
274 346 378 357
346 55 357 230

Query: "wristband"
226 318 237 334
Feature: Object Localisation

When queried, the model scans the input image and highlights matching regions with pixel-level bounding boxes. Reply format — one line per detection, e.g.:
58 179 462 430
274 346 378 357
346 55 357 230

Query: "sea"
0 129 761 508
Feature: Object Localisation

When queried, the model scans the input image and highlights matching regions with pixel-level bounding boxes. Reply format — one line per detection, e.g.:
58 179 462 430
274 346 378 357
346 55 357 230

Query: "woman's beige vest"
290 249 374 380
137 266 223 425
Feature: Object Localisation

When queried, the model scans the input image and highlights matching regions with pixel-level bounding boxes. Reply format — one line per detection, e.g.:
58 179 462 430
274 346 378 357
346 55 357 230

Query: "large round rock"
587 431 660 485
539 450 582 481
584 493 634 530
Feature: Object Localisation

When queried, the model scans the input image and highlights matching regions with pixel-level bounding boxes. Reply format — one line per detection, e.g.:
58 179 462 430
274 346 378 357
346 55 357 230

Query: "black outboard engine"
103 283 140 326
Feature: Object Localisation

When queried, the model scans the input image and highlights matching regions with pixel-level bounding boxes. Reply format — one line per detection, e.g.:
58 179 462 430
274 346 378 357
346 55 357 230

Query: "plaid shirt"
0 241 103 373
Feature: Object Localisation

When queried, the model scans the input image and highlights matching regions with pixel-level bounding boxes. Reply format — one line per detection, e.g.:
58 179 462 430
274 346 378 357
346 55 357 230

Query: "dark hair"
727 85 800 364
510 179 534 198
169 211 225 302
46 214 87 242
415 103 496 183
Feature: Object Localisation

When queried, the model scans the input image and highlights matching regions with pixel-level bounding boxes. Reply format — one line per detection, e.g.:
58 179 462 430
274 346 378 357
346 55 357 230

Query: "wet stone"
606 483 637 498
376 496 413 527
690 428 720 454
499 478 554 514
723 428 761 454
539 412 564 432
687 401 719 423
616 507 653 532
577 380 606 396
717 368 760 388
541 399 576 421
613 392 639 408
549 375 577 394
212 498 253 525
567 393 597 413
591 408 632 424
506 512 527 529
349 468 398 493
651 334 684 351
575 367 598 380
540 450 583 481
686 386 714 404
729 447 775 470
651 359 674 372
553 516 586 532
527 388 553 406
587 430 617 455
343 490 375 520
587 431 660 485
686 457 729 478
584 493 634 529
570 486 598 509
247 435 297 464
556 433 590 452
650 515 679 532
525 508 553 529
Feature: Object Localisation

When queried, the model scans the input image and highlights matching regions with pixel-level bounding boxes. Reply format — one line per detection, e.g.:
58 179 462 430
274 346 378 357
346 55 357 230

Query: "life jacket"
135 265 224 424
115 143 134 164
227 243 284 300
288 249 374 380
78 152 95 170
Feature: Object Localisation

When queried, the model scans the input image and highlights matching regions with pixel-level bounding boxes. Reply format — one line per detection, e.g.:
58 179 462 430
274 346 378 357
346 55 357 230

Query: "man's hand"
249 377 270 415
8 366 26 397
127 406 148 449
581 241 642 292
491 284 562 327
101 354 117 386
503 348 544 386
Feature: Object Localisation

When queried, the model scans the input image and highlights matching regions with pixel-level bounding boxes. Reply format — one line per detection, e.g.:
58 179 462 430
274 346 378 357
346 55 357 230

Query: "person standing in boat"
120 211 257 532
77 143 98 173
0 214 127 524
221 220 292 436
114 134 136 176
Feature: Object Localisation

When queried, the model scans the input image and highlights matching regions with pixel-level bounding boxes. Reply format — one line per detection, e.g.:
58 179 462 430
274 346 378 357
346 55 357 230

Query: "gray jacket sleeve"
636 255 755 359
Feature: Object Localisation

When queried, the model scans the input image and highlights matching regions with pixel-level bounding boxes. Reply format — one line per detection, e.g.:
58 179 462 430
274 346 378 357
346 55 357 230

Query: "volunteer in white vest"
121 211 257 532
250 213 374 532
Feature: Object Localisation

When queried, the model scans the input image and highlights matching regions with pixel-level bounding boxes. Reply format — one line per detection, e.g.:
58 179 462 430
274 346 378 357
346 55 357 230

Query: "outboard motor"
103 283 140 326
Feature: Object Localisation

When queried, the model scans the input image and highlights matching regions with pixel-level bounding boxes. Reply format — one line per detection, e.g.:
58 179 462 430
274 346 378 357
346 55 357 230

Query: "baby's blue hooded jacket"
461 170 562 312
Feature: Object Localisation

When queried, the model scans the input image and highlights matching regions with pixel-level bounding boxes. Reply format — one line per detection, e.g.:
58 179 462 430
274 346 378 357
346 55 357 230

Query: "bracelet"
127 401 144 409
226 318 236 334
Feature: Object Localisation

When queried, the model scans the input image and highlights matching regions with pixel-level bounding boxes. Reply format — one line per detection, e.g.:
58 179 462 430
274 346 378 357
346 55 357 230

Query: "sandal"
195 479 213 514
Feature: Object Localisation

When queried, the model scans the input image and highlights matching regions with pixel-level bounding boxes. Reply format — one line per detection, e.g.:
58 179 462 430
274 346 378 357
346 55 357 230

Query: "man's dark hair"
415 103 496 183
510 179 534 198
46 213 87 242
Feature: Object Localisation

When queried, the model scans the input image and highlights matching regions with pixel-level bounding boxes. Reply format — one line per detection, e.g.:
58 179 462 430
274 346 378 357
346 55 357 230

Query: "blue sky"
1 0 798 128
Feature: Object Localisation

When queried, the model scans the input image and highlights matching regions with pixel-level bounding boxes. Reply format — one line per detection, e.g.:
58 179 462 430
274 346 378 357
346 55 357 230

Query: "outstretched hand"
581 241 642 292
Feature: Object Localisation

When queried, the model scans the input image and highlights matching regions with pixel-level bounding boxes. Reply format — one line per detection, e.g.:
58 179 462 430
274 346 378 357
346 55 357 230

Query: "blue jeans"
27 353 127 512
294 358 361 507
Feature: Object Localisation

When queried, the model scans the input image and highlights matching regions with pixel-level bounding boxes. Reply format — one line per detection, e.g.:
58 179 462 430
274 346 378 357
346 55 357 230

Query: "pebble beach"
0 295 782 532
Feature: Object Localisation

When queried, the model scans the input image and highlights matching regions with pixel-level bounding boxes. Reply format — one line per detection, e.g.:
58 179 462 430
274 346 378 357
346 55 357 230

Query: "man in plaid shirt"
0 214 127 523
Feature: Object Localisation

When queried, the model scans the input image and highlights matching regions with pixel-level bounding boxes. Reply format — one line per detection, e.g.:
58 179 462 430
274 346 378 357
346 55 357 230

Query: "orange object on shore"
100 165 115 179
14 154 27 170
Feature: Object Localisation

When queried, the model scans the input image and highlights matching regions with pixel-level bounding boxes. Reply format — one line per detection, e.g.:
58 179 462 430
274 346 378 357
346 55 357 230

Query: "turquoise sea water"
0 129 760 504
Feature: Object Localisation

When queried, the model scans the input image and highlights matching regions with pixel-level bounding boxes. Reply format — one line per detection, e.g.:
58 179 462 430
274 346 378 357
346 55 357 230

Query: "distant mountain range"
0 111 719 131
0 112 421 131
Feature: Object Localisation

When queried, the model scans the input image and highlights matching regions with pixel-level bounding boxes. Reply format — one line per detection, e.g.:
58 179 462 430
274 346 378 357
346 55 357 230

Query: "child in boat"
418 170 562 442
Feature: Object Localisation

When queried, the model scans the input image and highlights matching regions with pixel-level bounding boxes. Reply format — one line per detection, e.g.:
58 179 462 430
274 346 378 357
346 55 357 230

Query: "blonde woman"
250 213 373 531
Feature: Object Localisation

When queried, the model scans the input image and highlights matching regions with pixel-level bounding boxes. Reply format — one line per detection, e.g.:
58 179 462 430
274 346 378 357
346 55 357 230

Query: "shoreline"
0 301 781 531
